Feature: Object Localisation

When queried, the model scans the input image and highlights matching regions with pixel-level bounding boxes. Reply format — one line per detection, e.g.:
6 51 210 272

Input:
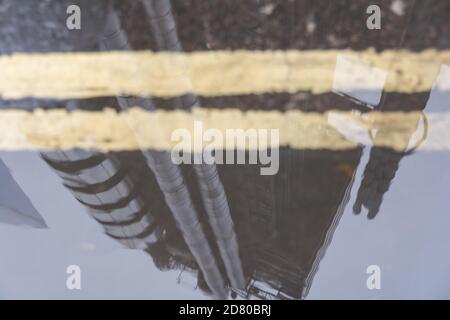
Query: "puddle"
0 0 449 300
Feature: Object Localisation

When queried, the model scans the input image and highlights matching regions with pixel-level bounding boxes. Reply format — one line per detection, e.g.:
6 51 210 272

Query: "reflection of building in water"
41 146 363 299
2 0 444 299
41 150 230 298
41 151 166 249
220 149 363 299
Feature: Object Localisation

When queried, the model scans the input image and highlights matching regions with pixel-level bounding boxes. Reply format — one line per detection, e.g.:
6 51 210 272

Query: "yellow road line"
0 50 449 99
0 107 448 152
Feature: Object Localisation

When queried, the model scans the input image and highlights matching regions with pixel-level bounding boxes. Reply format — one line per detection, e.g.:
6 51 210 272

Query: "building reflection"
1 0 443 299
40 147 363 299
40 94 431 298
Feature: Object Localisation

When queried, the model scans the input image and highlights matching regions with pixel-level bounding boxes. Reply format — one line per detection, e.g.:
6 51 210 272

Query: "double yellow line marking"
1 49 448 152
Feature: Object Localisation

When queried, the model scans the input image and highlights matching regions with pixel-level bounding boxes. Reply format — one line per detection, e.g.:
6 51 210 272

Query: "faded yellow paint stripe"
0 50 449 99
0 108 447 152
